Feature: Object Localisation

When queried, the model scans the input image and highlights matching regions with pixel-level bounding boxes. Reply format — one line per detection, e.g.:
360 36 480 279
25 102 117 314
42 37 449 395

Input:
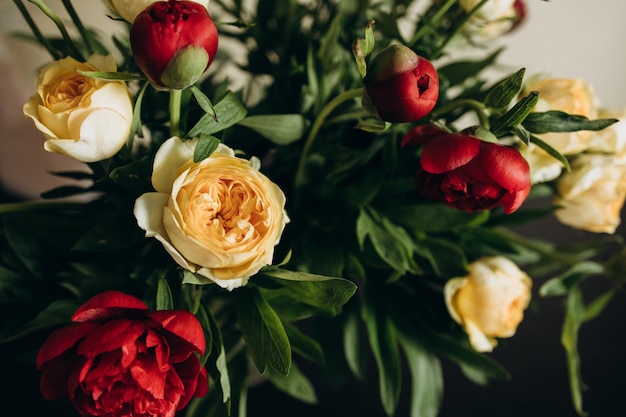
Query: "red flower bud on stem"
402 125 531 214
362 44 439 123
131 0 218 90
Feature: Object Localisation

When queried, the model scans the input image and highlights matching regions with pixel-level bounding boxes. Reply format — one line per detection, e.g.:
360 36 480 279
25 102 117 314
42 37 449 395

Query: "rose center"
46 74 94 111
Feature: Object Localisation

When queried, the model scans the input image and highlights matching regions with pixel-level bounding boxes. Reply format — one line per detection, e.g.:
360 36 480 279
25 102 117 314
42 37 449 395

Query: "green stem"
13 0 61 59
429 98 490 129
169 89 183 137
410 0 457 46
28 0 85 60
0 201 86 214
294 87 363 188
62 0 95 55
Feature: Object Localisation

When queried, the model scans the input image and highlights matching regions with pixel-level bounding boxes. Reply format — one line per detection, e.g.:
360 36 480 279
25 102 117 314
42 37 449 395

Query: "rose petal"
479 142 530 191
72 290 148 322
420 134 481 174
36 322 100 368
147 310 206 355
77 319 146 357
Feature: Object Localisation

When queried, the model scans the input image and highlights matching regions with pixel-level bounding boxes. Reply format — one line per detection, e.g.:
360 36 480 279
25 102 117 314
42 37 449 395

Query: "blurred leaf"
437 48 503 87
198 304 231 408
156 278 174 310
398 335 443 417
0 299 78 343
561 286 587 416
540 261 605 297
76 70 143 81
236 287 291 375
343 302 367 380
352 20 376 78
382 203 489 232
284 323 325 363
356 206 416 274
363 295 401 417
266 361 318 404
109 159 153 194
237 114 308 145
523 111 617 133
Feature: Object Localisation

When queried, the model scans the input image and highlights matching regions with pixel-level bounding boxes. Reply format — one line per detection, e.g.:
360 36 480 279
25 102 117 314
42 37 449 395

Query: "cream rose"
23 54 133 163
104 0 209 23
134 137 288 290
444 256 532 352
459 0 519 39
554 154 626 234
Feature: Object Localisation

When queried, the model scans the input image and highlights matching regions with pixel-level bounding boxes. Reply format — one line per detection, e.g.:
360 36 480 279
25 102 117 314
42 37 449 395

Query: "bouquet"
1 0 625 416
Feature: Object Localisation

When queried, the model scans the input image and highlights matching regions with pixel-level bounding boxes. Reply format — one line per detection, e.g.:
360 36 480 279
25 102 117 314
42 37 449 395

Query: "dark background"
1 187 625 417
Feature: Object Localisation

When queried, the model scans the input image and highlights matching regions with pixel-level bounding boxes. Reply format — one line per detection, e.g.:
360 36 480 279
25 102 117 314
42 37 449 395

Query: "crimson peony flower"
362 44 439 123
402 125 531 214
36 290 208 417
130 0 218 90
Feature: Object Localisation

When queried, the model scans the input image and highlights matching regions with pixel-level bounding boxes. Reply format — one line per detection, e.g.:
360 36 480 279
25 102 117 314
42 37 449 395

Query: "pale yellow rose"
444 256 532 352
524 78 599 155
23 54 133 163
134 137 288 290
554 154 626 234
587 108 626 156
104 0 209 23
459 0 518 39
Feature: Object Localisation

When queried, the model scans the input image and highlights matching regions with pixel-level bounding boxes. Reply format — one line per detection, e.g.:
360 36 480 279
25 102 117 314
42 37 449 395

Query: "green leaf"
561 286 588 416
198 305 231 408
582 290 616 322
266 361 318 404
0 299 78 343
237 114 308 145
363 296 401 417
398 335 443 417
343 304 366 380
539 261 605 297
76 70 144 81
381 203 489 232
130 81 150 139
260 268 357 311
491 91 539 137
235 287 291 375
284 323 325 363
109 159 153 194
156 278 174 310
437 48 503 87
352 20 375 78
484 68 525 110
523 111 618 133
190 85 217 121
186 91 247 138
356 206 416 274
193 134 221 162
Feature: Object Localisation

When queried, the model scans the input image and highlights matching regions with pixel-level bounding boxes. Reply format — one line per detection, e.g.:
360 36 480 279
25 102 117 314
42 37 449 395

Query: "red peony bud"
130 0 218 90
362 44 439 123
402 125 531 214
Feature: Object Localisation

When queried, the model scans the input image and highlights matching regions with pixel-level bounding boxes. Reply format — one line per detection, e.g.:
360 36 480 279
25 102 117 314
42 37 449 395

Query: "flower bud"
362 44 439 123
130 0 218 90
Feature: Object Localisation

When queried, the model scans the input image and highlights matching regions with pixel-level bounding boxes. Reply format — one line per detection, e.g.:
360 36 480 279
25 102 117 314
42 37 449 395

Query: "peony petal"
36 322 100 368
420 134 481 174
72 290 148 322
479 142 531 191
130 355 167 399
77 319 146 357
500 187 531 214
401 124 447 147
147 310 206 355
39 354 84 400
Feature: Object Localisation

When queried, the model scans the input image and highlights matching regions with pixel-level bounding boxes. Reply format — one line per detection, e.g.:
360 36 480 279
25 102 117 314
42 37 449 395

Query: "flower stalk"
169 88 183 137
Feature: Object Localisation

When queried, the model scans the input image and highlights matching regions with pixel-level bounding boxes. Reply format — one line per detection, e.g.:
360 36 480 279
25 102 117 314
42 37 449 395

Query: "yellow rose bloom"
23 54 133 163
444 256 532 352
134 137 288 290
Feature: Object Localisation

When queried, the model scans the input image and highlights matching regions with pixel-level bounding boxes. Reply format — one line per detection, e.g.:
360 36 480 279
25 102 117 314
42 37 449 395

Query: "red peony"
362 44 439 123
130 0 219 90
36 290 208 417
402 125 531 214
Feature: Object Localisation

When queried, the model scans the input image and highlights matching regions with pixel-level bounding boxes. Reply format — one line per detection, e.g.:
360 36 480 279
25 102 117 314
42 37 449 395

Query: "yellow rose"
459 0 519 40
587 108 626 156
23 54 133 163
554 154 626 234
134 137 288 290
523 77 599 155
444 256 532 352
104 0 209 23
